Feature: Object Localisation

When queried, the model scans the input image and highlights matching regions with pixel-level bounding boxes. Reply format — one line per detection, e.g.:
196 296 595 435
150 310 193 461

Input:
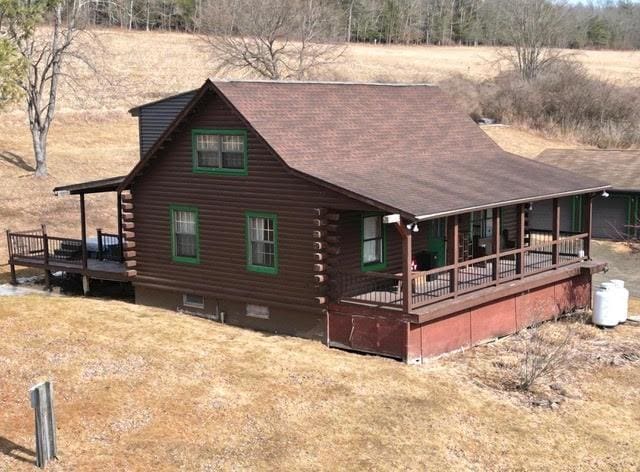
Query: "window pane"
176 234 196 257
363 216 381 239
174 211 196 234
363 239 382 264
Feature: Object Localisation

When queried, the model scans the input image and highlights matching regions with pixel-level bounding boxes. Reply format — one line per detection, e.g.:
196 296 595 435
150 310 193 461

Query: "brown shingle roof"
535 149 640 193
122 80 609 218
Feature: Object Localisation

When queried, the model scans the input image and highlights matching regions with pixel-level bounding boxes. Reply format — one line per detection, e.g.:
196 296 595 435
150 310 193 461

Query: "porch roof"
53 176 126 195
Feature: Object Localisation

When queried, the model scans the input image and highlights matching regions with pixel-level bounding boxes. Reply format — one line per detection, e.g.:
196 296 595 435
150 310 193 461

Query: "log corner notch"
120 190 136 278
312 208 340 306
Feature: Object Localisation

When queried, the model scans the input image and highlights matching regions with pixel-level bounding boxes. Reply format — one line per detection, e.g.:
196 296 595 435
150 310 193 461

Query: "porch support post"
552 198 560 266
492 208 500 282
80 193 88 271
117 190 124 262
516 204 525 276
447 215 459 294
582 194 593 259
394 221 413 314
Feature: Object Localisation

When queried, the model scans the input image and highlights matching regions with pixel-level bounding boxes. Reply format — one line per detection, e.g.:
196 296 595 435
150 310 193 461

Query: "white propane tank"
610 279 629 323
593 283 618 328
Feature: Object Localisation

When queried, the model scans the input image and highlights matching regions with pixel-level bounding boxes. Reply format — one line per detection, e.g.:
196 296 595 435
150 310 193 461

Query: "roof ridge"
212 78 436 87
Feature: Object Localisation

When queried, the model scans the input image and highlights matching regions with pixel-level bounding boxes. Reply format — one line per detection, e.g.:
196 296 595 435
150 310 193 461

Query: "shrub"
478 61 640 148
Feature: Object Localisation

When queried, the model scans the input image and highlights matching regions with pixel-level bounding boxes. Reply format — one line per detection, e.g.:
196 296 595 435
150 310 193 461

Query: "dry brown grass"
0 295 639 471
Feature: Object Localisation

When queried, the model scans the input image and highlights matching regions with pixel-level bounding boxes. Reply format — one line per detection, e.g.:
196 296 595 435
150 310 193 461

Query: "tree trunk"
32 127 48 177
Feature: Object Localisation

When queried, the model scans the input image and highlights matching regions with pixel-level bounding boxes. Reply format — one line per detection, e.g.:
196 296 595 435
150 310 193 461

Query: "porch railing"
332 232 589 312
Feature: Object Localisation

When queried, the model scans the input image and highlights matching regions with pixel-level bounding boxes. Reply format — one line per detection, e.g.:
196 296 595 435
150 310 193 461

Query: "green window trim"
360 212 387 272
245 211 279 275
170 204 200 264
192 129 248 176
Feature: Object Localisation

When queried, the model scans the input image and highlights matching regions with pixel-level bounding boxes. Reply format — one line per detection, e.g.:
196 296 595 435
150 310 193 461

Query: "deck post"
492 208 500 283
552 198 560 267
516 204 525 276
395 221 413 314
96 228 103 260
447 215 459 295
116 191 124 262
582 194 593 259
6 229 17 285
41 224 51 290
80 194 88 271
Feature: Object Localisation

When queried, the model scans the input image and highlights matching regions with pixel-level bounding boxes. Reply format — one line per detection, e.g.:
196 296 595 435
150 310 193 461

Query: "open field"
0 294 639 470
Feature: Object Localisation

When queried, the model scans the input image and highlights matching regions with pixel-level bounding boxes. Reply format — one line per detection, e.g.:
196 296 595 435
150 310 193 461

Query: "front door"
426 218 447 268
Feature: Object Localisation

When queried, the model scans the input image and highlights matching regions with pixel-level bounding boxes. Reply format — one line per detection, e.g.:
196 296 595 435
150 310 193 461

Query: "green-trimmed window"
170 205 199 264
246 212 278 274
361 214 386 271
192 129 247 175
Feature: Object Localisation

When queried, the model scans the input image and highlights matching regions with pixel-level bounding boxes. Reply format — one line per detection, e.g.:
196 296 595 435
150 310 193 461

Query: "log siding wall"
131 90 373 335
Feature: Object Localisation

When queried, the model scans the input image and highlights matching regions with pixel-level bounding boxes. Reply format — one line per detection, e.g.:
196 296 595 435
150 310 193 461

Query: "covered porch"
329 195 597 316
5 176 134 289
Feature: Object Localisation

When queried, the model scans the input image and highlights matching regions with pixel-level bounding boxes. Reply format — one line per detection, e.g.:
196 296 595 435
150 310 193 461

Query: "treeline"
81 0 640 50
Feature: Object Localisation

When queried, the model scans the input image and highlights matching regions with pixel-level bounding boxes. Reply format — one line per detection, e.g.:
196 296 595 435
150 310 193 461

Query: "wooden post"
41 224 51 290
96 228 103 260
29 381 57 468
492 208 500 282
6 229 17 285
552 198 560 266
80 193 88 271
395 221 413 314
583 194 593 259
516 204 525 276
117 191 124 262
447 215 459 294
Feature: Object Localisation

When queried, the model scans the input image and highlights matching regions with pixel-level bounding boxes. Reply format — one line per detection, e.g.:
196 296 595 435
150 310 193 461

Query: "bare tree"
200 0 345 80
3 0 89 176
496 0 570 81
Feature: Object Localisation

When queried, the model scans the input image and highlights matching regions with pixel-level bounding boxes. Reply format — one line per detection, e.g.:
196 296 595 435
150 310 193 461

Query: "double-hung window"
361 214 386 271
192 129 247 175
246 212 278 274
170 205 199 264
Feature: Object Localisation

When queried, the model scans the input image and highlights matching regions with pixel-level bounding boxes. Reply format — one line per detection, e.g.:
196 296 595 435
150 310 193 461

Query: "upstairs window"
361 214 386 271
192 129 247 175
170 205 199 264
246 212 278 274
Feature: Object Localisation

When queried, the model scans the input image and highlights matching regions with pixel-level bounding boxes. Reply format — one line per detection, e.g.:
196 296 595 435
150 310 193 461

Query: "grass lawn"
0 295 639 470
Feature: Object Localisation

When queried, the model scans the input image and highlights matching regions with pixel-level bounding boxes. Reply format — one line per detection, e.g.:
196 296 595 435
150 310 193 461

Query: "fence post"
29 381 57 468
41 224 51 290
97 228 103 260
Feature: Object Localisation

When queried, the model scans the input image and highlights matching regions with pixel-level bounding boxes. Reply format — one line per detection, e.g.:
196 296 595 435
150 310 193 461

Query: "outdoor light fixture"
406 222 420 233
602 190 610 197
527 202 533 211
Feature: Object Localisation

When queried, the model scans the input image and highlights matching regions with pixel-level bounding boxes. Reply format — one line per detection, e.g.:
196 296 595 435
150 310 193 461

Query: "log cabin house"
6 80 610 363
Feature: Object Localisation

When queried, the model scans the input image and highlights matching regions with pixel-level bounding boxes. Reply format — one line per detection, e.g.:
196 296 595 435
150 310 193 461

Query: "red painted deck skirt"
327 272 591 363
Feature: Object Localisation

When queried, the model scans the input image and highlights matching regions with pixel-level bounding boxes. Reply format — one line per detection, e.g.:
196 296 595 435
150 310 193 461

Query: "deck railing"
7 228 122 265
333 232 589 312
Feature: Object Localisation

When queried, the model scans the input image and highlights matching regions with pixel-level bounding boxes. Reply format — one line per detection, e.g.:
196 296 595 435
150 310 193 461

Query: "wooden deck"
6 229 131 283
